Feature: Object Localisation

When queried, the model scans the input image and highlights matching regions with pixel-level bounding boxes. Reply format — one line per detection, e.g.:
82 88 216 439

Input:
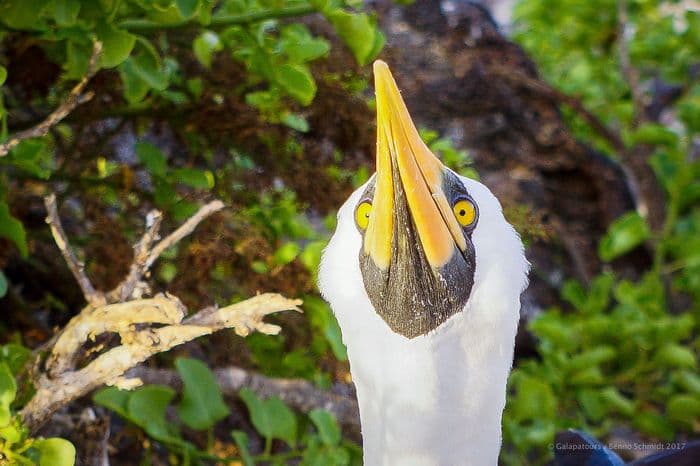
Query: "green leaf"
0 202 28 258
170 168 214 189
655 344 697 369
0 0 50 29
176 0 199 18
65 40 91 80
96 22 136 68
325 10 383 65
251 260 268 274
276 64 316 106
599 212 649 261
127 385 177 441
577 389 606 422
0 271 6 299
0 362 17 426
193 31 222 68
231 431 254 466
568 346 616 371
633 411 675 440
304 296 347 361
135 141 167 176
507 372 556 421
309 409 341 446
280 25 330 63
273 242 300 266
281 113 310 133
667 394 700 424
51 0 81 26
600 387 635 416
674 370 700 395
33 438 76 466
0 344 31 375
175 358 230 430
239 388 297 446
0 66 7 86
8 138 53 179
299 240 326 277
131 51 169 90
93 386 131 419
631 123 679 147
119 58 150 102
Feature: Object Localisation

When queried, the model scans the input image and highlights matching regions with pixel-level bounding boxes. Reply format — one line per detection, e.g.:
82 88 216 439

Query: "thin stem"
119 5 316 33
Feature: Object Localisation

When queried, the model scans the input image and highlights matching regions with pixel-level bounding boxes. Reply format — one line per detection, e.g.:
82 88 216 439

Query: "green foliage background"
0 0 697 465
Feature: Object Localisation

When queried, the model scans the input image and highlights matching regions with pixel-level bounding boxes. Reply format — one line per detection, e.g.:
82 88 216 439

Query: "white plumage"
320 174 528 465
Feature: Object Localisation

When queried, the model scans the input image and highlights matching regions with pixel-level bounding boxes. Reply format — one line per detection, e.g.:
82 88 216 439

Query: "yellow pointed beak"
364 61 467 270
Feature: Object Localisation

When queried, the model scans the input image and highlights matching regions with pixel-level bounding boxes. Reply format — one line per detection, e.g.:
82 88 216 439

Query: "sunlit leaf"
0 0 50 29
175 0 199 19
175 358 230 430
0 363 17 426
51 0 81 26
193 31 222 68
127 385 177 442
239 388 297 446
33 438 76 466
599 212 649 262
324 10 384 65
96 22 136 68
276 64 316 106
93 386 131 419
309 409 341 446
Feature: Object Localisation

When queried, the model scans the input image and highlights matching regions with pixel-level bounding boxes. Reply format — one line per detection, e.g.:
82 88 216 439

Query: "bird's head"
320 61 525 340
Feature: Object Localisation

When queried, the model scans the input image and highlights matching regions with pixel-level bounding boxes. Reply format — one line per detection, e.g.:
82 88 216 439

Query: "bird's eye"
453 199 477 227
355 201 372 229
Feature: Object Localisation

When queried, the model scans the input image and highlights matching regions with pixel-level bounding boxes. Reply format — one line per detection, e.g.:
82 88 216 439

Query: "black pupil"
459 209 466 216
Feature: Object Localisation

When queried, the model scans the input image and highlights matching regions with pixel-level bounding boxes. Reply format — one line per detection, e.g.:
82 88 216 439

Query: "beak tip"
373 60 390 77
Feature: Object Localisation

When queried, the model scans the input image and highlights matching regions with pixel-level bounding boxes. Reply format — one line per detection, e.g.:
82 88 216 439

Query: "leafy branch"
0 41 102 157
119 4 317 32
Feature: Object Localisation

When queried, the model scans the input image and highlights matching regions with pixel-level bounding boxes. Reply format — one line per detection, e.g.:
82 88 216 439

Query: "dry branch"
22 195 301 432
0 41 102 157
21 293 300 431
44 194 104 306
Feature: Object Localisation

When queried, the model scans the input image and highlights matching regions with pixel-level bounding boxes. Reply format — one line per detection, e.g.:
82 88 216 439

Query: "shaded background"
0 0 698 464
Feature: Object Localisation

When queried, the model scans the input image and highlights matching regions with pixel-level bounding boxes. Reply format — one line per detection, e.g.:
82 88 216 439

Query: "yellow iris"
356 202 372 229
453 200 476 227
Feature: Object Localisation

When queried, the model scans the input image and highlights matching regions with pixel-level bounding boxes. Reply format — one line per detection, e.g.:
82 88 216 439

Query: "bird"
319 60 700 466
318 60 529 466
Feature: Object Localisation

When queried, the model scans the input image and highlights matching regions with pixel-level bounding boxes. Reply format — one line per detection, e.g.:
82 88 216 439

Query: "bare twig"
43 194 104 306
618 0 646 128
21 293 301 431
129 366 361 436
107 201 224 302
145 200 225 270
0 41 102 157
107 210 163 302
